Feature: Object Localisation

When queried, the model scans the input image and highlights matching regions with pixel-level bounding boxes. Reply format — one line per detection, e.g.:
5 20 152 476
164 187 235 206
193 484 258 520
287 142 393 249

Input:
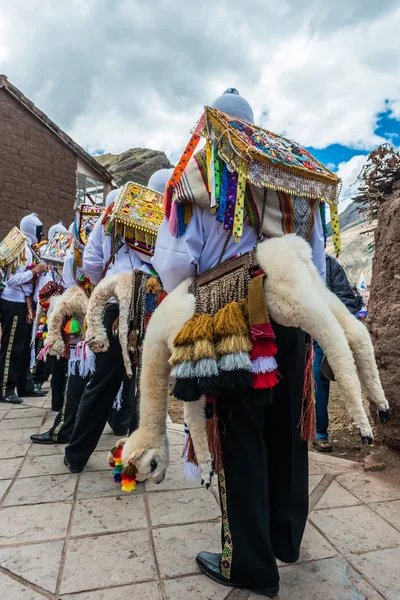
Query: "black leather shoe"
31 431 67 445
1 393 23 404
196 552 279 598
63 455 83 474
23 386 47 397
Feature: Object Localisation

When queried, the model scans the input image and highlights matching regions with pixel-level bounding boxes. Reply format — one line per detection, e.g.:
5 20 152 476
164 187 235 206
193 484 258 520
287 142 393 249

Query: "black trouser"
0 298 33 399
217 321 308 590
50 356 68 412
65 305 138 469
50 371 90 442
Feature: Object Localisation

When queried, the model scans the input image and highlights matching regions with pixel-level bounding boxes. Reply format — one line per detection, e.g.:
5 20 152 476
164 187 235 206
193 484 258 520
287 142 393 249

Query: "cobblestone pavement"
0 393 399 599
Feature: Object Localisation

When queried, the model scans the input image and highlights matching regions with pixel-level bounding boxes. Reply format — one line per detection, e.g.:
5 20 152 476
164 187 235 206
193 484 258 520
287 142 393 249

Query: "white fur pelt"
121 235 389 484
85 272 134 377
46 286 88 358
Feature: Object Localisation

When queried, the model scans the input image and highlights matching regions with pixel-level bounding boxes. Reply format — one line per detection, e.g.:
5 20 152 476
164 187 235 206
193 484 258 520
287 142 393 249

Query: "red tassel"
163 185 173 218
299 340 316 441
206 397 223 475
250 322 275 339
252 371 279 389
183 431 197 465
157 291 167 305
250 338 278 360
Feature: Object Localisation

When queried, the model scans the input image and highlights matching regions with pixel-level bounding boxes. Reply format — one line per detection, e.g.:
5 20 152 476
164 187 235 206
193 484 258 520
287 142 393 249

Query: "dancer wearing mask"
152 89 329 597
0 213 47 403
64 172 172 472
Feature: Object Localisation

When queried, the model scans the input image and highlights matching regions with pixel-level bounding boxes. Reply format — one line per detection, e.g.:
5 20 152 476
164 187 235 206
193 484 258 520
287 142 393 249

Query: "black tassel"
251 388 274 406
219 369 252 392
172 378 202 402
198 375 220 397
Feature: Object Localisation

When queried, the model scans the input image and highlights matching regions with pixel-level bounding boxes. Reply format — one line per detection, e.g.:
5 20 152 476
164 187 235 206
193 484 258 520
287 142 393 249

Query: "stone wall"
0 88 76 239
368 181 400 448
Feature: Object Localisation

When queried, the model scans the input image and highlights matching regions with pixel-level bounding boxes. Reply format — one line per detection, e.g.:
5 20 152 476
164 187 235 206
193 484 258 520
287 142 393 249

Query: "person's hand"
32 262 47 275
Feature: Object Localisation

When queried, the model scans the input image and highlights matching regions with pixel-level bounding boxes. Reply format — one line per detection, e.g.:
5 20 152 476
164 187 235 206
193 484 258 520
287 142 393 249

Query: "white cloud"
0 0 399 159
336 155 369 212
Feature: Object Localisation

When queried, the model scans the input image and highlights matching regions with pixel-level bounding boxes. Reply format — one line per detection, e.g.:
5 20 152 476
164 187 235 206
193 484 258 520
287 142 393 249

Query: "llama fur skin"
120 280 195 481
122 234 389 483
46 286 88 358
85 272 134 377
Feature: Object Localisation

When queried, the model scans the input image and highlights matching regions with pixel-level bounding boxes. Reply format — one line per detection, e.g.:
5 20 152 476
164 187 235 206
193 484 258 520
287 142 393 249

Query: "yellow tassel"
169 344 194 366
191 313 214 341
146 276 162 294
173 313 203 346
206 139 212 192
214 302 248 339
330 204 341 256
215 334 252 356
193 338 218 361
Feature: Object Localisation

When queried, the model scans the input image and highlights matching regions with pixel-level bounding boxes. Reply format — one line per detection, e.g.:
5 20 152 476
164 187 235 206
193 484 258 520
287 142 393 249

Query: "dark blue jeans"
313 340 330 440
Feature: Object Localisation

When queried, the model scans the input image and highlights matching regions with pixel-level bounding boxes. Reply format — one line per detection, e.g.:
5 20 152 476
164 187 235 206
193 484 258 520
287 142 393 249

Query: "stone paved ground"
1 393 400 600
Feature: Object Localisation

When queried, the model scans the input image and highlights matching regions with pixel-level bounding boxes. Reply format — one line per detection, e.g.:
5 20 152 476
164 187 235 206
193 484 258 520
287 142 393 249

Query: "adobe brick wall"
0 88 76 240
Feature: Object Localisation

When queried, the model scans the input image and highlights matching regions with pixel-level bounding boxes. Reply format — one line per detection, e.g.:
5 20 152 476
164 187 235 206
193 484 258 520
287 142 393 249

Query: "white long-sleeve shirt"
1 245 34 303
153 202 326 293
61 249 84 289
83 218 151 301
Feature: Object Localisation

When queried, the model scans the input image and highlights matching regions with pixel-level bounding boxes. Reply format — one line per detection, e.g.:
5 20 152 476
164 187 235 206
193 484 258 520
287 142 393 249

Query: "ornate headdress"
73 204 105 267
104 181 164 258
164 106 342 253
0 227 27 276
41 231 71 267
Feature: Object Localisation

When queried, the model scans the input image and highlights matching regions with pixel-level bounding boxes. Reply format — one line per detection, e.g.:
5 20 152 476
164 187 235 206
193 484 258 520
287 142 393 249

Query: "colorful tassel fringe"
64 316 81 335
247 274 279 403
108 443 137 492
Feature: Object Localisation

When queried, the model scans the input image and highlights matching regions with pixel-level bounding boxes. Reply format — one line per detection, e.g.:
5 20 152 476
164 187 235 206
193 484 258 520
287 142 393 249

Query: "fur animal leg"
117 279 134 378
86 277 118 353
121 280 196 481
184 398 213 488
46 286 88 357
258 237 374 442
309 271 389 423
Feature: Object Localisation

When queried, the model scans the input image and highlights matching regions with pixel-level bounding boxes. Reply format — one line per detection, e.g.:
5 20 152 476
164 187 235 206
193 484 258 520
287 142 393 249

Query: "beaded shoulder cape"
105 181 164 258
164 106 341 253
41 231 71 266
0 227 27 275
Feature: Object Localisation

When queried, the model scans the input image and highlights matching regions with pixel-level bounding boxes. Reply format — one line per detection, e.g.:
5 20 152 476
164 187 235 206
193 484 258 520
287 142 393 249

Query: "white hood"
147 168 174 193
20 213 43 245
106 189 120 208
48 221 68 239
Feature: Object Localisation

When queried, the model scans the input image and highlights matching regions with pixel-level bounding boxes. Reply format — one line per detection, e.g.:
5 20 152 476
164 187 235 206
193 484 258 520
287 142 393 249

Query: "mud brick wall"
0 88 76 240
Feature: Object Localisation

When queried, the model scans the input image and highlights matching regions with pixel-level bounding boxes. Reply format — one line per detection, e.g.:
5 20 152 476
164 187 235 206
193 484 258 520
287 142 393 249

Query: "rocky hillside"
96 148 173 186
326 220 376 286
326 201 368 236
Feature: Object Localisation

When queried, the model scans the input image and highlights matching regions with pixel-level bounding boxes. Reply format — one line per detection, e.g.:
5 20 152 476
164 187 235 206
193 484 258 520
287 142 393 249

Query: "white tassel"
112 383 123 411
183 429 202 482
68 343 96 378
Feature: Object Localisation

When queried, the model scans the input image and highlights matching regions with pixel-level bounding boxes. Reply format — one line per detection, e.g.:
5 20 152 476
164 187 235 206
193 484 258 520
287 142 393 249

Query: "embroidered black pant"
65 305 138 469
216 322 308 590
0 299 33 399
50 356 68 412
50 371 90 443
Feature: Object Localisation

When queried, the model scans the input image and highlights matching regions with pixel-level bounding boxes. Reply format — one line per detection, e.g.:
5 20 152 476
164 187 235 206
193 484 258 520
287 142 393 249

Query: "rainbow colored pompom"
107 443 137 492
64 316 81 335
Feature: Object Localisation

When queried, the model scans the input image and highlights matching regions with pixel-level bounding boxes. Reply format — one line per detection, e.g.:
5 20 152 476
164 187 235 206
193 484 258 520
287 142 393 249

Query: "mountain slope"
326 200 368 236
96 148 173 186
